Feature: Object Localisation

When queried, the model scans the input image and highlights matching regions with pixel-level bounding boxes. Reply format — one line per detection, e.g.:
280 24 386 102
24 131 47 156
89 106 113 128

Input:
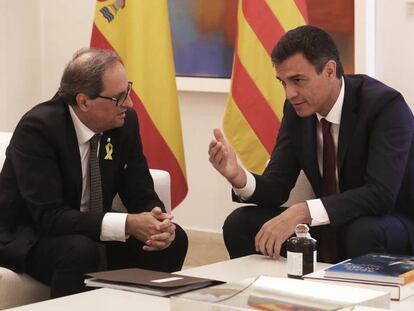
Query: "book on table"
170 275 390 311
84 268 223 297
324 253 414 285
303 268 414 301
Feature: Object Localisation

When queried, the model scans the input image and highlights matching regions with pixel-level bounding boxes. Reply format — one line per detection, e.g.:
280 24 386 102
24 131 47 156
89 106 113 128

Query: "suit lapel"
337 77 360 178
62 103 83 207
99 130 119 210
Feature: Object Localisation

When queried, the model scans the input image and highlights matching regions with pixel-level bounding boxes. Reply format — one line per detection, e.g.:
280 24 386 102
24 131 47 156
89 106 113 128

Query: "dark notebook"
85 268 223 297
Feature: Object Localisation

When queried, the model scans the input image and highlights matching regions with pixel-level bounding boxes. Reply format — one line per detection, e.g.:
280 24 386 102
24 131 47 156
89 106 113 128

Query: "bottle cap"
295 224 311 238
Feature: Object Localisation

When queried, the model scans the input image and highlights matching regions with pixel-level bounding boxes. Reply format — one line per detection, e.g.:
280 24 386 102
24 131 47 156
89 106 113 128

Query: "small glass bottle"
287 224 316 279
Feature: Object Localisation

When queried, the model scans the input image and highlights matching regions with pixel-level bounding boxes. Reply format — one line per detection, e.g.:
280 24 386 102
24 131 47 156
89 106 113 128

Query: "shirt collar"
316 76 345 125
68 105 97 145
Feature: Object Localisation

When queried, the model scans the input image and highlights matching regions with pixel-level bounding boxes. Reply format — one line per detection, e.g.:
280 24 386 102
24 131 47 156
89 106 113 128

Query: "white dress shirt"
233 77 345 226
69 106 127 241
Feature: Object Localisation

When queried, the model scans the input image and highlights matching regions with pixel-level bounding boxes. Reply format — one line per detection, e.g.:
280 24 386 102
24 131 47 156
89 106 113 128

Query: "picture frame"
173 0 375 93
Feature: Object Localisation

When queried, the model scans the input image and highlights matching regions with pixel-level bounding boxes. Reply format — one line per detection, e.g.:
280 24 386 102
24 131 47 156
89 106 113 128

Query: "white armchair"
0 131 171 309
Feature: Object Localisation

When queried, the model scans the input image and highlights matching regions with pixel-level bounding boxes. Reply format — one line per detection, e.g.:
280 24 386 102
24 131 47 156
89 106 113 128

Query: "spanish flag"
90 0 187 208
224 0 307 174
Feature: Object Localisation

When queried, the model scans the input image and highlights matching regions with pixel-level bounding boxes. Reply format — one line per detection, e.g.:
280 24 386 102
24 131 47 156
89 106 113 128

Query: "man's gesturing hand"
208 128 246 188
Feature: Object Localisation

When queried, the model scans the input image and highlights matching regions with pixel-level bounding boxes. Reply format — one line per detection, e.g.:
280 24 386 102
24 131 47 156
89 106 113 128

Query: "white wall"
172 91 243 232
0 0 413 233
375 0 414 106
0 0 42 131
39 0 96 98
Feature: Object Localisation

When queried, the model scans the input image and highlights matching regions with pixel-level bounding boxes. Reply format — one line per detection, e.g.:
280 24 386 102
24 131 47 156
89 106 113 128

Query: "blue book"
324 253 414 285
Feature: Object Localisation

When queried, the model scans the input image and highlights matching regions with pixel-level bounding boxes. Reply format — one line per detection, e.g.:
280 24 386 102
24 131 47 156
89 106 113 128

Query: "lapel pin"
104 137 113 160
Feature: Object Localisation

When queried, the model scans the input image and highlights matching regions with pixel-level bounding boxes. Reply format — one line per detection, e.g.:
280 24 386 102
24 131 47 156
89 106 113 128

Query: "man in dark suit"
209 25 414 262
0 48 188 298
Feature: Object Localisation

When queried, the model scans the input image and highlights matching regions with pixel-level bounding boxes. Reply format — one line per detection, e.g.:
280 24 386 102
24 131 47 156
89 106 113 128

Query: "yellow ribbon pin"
104 142 113 160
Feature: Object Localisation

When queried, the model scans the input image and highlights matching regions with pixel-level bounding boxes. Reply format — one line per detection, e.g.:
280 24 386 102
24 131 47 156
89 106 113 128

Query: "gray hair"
59 48 121 105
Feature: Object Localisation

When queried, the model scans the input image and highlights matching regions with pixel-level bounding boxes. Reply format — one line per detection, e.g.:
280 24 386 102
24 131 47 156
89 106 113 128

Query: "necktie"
319 118 337 263
321 118 337 195
89 134 103 216
89 134 107 270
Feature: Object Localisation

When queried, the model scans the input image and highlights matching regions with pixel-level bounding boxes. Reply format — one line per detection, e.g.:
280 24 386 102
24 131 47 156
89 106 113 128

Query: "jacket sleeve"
239 102 301 208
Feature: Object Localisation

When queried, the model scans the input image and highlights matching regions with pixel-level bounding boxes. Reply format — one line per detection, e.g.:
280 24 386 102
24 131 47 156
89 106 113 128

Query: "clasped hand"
126 207 175 251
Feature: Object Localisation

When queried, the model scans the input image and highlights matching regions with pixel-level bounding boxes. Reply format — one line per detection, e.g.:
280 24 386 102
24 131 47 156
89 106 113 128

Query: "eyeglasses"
97 81 133 106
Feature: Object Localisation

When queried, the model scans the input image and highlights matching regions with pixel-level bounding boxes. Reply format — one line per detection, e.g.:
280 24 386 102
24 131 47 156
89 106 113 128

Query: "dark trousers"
223 205 412 262
25 224 188 298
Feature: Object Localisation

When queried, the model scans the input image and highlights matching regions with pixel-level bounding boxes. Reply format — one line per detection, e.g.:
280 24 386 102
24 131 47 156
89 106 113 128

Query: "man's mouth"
292 101 305 107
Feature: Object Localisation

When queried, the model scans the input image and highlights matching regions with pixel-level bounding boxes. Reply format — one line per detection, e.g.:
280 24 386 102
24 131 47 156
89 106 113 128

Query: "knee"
222 207 250 239
340 217 385 258
172 224 188 257
57 235 100 272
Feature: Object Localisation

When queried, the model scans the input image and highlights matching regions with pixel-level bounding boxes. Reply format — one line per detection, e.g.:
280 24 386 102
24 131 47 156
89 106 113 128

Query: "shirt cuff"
306 199 330 226
233 169 256 200
100 212 128 241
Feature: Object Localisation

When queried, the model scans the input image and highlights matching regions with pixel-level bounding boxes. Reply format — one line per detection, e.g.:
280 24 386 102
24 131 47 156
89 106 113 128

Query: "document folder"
85 268 223 297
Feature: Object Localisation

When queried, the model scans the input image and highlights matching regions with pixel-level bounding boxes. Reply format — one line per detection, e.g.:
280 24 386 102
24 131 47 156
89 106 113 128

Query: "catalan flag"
90 0 187 208
224 0 308 174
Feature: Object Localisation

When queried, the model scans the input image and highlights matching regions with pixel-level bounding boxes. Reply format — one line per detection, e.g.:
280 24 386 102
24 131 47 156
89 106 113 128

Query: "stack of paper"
170 275 390 311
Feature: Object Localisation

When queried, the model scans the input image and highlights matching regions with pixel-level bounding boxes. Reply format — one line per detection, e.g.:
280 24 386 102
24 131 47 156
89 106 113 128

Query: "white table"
5 255 414 310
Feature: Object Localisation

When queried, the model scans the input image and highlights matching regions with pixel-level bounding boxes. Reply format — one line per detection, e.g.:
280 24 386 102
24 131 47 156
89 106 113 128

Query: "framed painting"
169 0 374 92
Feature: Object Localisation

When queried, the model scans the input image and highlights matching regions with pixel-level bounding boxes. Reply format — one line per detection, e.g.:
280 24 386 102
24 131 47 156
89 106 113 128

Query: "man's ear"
75 93 90 112
325 60 337 79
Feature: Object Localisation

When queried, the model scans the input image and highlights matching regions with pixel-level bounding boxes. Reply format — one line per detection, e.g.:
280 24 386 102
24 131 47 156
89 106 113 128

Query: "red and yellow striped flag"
90 0 187 208
224 0 308 174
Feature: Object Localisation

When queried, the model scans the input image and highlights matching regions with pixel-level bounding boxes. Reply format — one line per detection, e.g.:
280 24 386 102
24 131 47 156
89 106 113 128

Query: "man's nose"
122 95 133 108
285 85 298 101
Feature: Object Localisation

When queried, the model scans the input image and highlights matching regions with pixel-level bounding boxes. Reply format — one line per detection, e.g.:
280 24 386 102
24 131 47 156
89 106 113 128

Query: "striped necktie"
89 134 103 215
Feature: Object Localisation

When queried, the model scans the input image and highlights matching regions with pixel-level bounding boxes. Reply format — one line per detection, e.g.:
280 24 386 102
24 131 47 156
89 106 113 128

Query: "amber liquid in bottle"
287 224 316 279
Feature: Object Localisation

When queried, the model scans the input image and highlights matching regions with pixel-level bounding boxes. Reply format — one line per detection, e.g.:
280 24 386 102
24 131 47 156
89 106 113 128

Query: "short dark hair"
271 25 343 78
59 48 121 105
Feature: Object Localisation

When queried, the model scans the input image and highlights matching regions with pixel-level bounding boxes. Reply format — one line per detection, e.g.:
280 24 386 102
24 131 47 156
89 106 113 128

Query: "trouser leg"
222 206 285 259
106 223 188 272
26 234 100 298
339 214 411 259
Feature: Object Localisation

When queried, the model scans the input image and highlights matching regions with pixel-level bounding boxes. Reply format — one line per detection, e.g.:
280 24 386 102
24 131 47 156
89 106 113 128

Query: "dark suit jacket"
239 75 414 245
0 96 163 271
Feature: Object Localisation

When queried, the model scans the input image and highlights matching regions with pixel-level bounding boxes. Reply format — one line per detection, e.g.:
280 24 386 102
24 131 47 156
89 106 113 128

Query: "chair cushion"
0 267 49 310
283 170 316 207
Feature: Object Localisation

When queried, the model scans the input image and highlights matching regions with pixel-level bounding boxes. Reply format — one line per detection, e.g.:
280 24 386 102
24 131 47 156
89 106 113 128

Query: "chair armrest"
112 169 171 213
0 131 13 168
149 169 171 213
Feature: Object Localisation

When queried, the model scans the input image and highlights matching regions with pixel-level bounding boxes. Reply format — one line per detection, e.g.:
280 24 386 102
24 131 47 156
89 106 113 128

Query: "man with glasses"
0 48 188 298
